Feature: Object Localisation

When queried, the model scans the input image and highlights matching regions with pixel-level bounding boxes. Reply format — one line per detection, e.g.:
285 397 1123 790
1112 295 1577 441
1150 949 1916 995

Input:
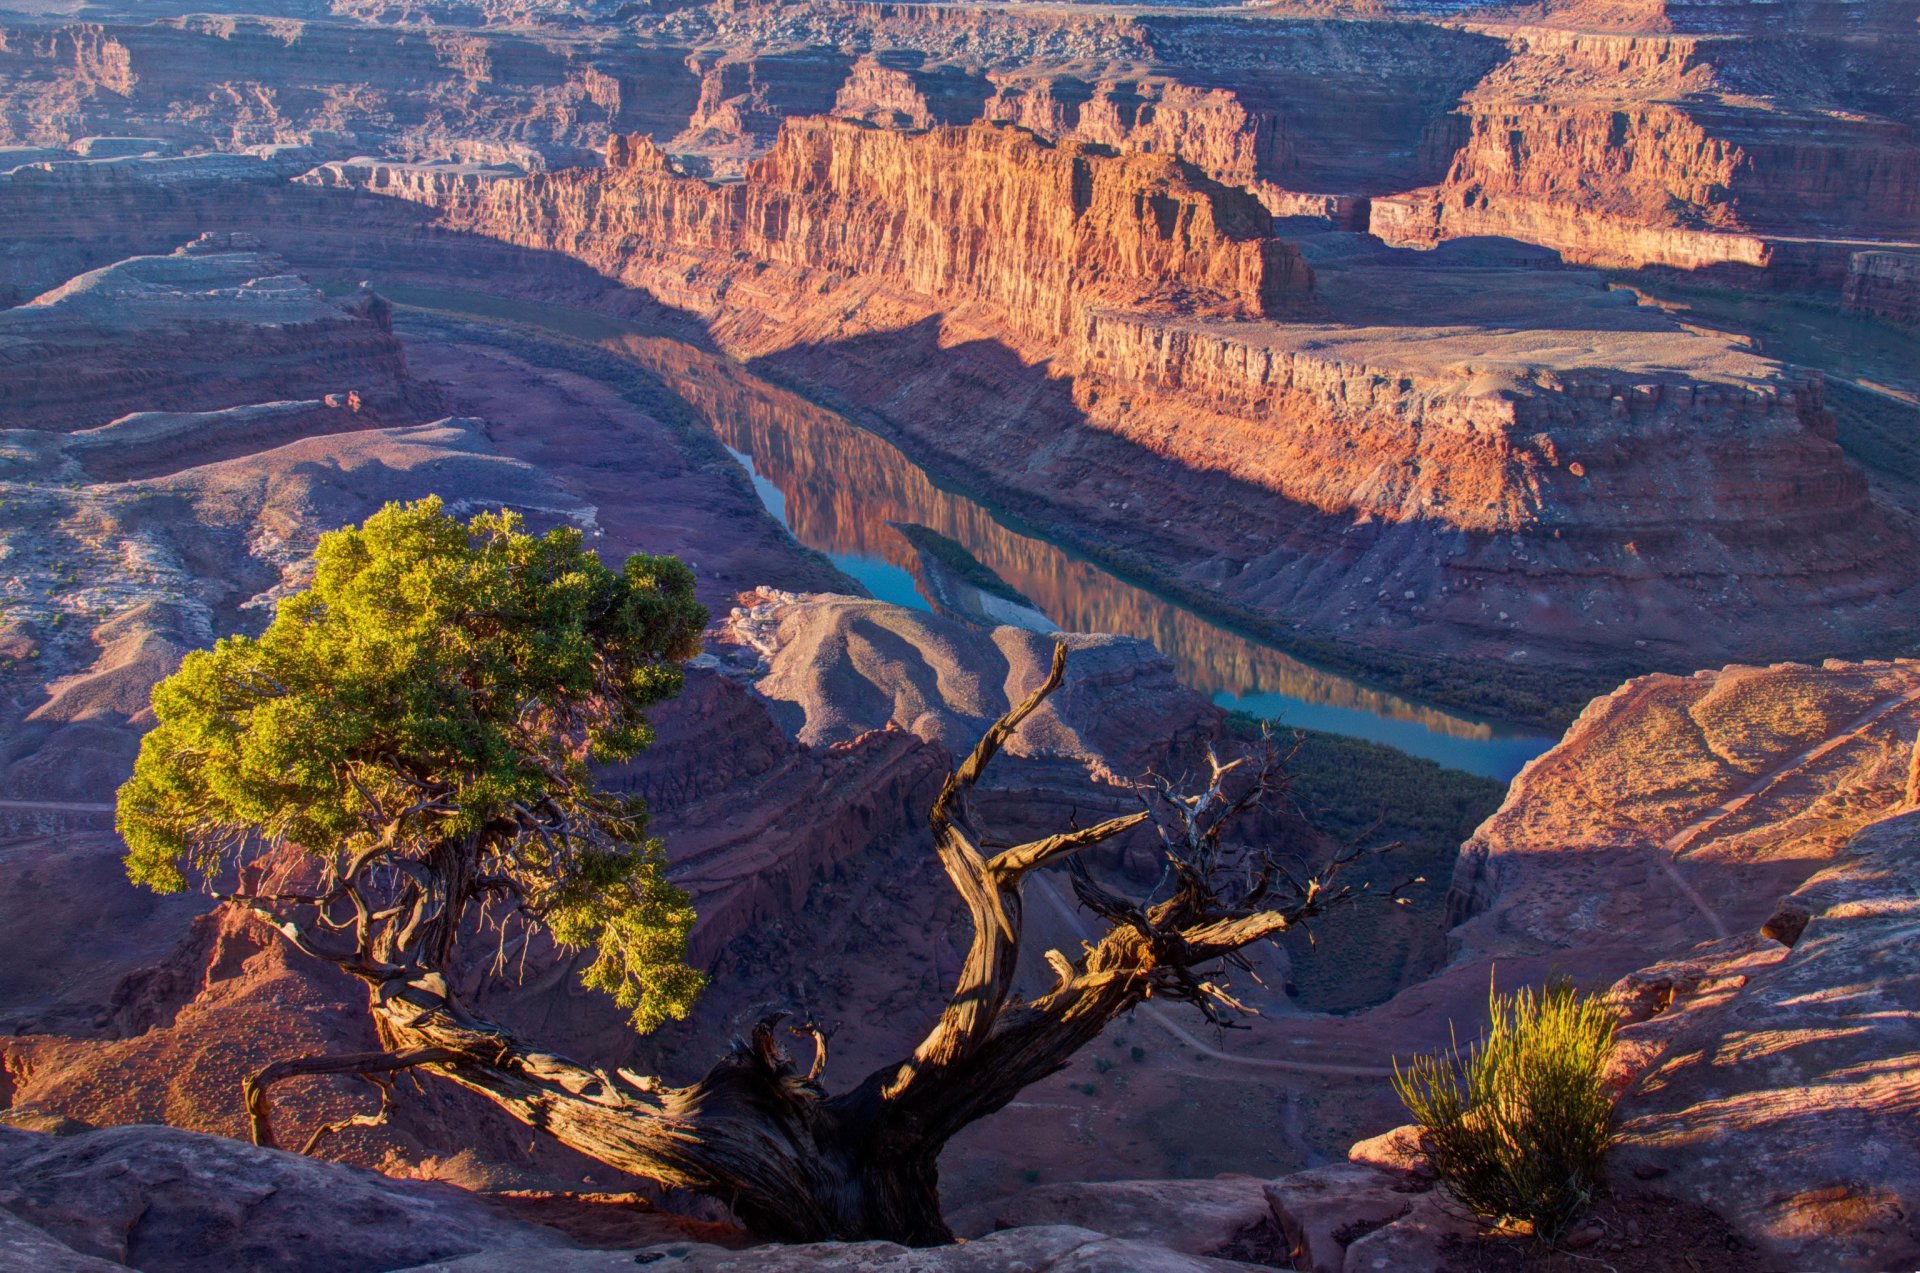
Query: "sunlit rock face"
296 118 1920 675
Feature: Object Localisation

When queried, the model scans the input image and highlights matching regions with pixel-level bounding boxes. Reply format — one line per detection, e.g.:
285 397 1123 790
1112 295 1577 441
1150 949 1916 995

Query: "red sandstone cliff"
299 119 1919 672
349 118 1315 338
1375 25 1920 273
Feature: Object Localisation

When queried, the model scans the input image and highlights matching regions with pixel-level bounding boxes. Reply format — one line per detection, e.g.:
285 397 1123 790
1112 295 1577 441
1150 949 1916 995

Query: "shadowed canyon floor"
2 0 1919 1266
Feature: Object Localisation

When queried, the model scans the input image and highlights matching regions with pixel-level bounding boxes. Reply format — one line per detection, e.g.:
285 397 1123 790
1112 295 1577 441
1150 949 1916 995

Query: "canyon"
0 0 1918 1267
294 120 1919 691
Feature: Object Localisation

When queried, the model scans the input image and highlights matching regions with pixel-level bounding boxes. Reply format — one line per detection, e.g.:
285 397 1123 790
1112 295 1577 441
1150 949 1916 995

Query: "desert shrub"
1392 979 1617 1243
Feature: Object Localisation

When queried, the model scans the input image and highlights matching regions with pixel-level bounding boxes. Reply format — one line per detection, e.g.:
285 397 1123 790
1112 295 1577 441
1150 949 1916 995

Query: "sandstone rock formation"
718 589 1219 783
1604 810 1920 1268
0 13 700 168
949 1176 1283 1263
1844 249 1920 326
0 248 951 1183
299 119 1920 680
1 3 1918 1265
0 237 432 430
1351 657 1920 1267
4 0 1916 292
403 1227 1270 1271
304 117 1315 335
1372 19 1920 276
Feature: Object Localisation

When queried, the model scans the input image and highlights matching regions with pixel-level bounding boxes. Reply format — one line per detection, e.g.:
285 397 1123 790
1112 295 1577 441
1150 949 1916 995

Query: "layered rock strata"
299 119 1919 673
0 237 431 431
1241 656 1920 1269
1844 248 1920 326
1376 23 1920 274
0 14 701 168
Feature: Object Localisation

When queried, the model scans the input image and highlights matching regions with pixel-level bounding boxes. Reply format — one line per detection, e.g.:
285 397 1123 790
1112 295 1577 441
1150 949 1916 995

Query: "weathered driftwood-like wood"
234 643 1367 1244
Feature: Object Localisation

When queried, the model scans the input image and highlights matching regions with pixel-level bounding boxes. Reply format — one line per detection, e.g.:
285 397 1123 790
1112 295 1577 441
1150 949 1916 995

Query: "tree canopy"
116 496 711 1031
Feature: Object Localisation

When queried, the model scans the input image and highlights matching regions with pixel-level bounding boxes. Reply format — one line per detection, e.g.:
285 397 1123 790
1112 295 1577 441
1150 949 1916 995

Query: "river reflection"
388 284 1552 780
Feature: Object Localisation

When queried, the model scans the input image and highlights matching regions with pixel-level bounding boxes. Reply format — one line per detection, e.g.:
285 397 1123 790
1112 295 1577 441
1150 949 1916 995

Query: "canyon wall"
298 118 1919 673
0 237 430 431
0 14 700 166
1377 24 1920 272
309 118 1315 340
4 2 1916 286
1844 249 1920 326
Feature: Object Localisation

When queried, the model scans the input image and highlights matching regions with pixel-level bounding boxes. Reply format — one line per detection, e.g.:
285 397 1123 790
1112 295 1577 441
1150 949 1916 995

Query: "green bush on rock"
1392 979 1618 1243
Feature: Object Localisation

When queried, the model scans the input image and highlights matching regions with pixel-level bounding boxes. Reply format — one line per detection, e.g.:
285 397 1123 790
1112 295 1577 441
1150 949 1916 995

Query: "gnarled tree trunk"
239 644 1370 1244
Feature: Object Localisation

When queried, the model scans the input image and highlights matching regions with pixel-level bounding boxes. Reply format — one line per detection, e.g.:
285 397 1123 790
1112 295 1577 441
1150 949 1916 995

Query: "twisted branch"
244 1047 459 1152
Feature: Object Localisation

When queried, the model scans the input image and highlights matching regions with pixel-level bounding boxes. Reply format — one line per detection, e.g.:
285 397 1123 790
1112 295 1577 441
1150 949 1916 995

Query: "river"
384 284 1555 780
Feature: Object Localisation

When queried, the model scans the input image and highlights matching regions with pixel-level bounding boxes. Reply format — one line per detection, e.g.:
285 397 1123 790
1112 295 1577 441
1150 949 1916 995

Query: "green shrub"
1392 979 1617 1243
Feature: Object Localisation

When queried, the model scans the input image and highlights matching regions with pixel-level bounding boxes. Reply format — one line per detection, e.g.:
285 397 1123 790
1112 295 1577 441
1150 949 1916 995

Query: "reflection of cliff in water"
608 333 1501 743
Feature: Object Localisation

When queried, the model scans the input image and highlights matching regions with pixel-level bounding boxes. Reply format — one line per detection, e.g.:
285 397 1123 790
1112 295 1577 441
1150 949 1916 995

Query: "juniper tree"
121 496 1372 1245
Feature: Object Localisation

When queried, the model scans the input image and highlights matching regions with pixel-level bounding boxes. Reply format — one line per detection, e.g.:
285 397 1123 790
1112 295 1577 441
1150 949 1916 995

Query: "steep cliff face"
833 54 990 131
308 117 1315 341
5 1 1913 285
1378 24 1920 270
300 119 1919 671
965 16 1502 207
984 78 1286 200
1844 249 1920 326
670 50 851 178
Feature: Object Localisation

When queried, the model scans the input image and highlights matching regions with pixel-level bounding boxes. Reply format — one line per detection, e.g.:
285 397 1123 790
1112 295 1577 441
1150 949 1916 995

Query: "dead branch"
244 1046 459 1151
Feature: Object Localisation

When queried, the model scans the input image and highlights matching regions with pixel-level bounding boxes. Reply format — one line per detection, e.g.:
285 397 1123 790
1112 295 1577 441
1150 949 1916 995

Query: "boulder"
1263 1163 1420 1273
1345 1125 1433 1180
950 1176 1280 1262
0 1124 573 1273
1335 1189 1480 1273
0 1207 128 1273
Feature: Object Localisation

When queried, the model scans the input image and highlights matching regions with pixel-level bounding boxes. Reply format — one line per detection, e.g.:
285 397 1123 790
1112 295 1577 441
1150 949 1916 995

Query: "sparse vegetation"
1392 979 1619 1244
1238 723 1506 1013
890 522 1039 610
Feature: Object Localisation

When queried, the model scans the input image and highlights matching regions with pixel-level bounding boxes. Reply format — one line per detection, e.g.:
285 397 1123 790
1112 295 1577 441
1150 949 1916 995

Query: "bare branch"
987 810 1150 879
244 1047 458 1152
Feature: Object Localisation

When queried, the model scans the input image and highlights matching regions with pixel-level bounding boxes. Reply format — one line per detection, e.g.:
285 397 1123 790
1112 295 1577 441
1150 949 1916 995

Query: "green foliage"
1273 727 1505 850
1240 721 1505 1014
116 497 711 1032
1392 979 1618 1243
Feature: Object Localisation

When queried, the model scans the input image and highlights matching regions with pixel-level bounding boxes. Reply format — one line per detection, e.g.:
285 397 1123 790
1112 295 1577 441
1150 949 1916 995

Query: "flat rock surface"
0 1124 573 1273
1606 811 1920 1269
394 1225 1269 1272
949 1176 1281 1262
